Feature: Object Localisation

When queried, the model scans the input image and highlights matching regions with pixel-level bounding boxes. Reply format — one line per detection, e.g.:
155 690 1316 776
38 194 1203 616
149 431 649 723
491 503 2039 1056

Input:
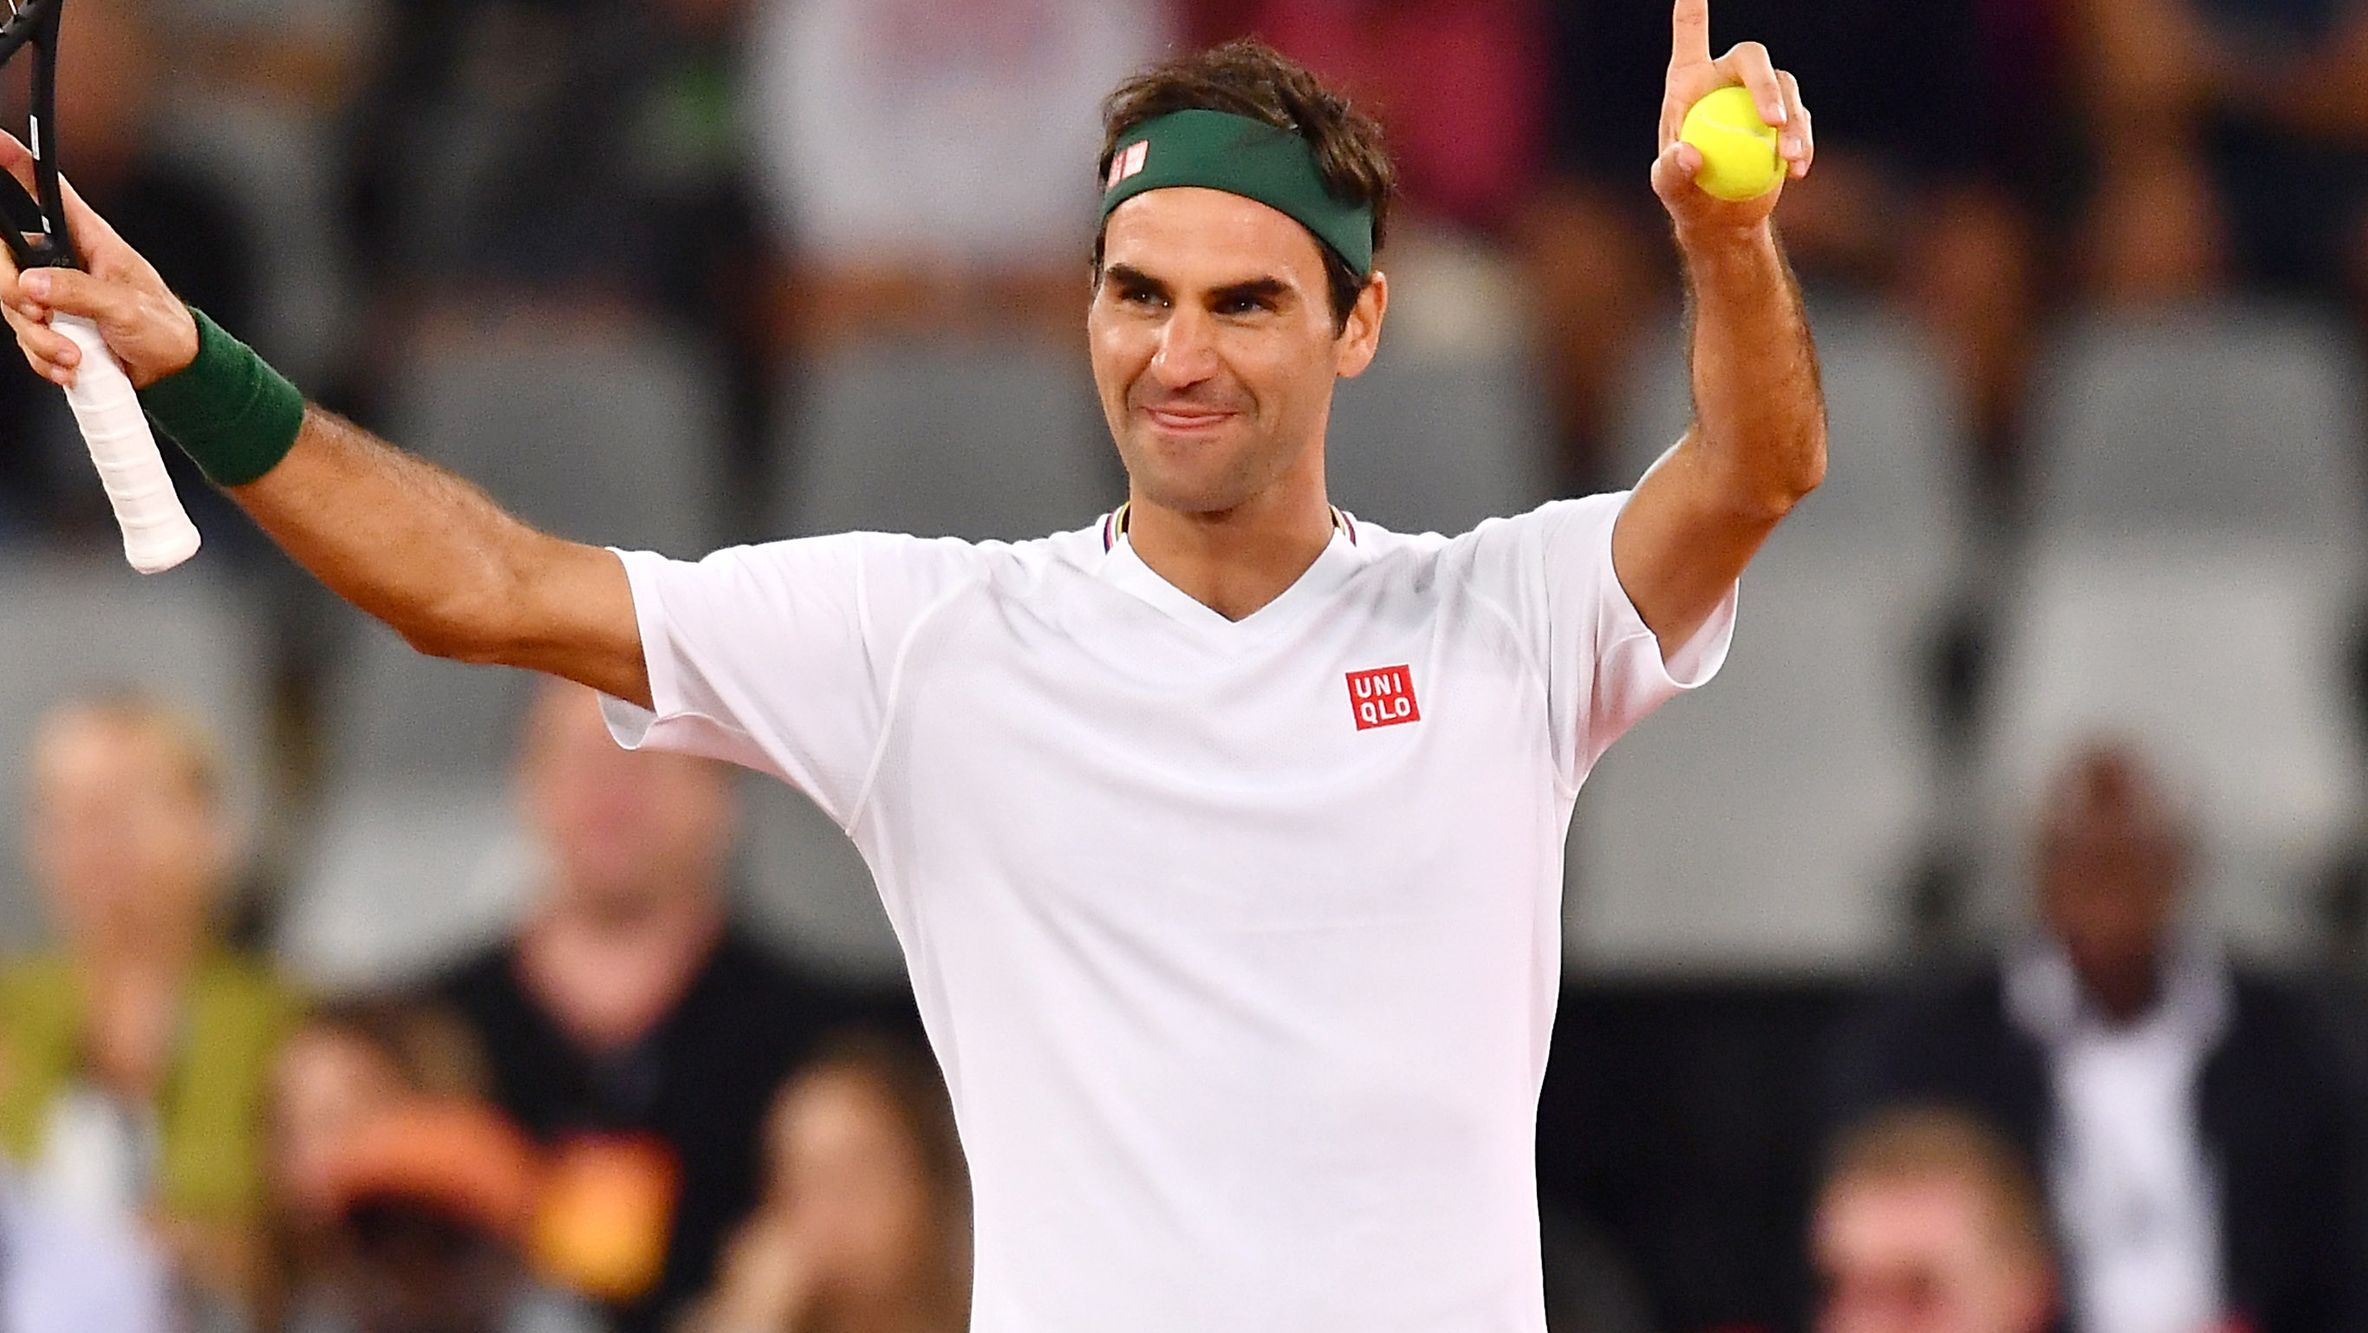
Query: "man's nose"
1149 306 1219 388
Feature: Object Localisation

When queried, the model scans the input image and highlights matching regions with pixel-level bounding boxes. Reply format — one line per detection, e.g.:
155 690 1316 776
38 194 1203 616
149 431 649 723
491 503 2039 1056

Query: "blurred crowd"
6 0 2368 1331
4 685 965 1333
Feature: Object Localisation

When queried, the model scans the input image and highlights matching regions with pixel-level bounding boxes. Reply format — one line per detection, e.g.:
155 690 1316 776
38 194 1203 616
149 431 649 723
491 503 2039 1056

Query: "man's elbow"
1784 427 1828 506
395 578 527 667
1714 422 1826 522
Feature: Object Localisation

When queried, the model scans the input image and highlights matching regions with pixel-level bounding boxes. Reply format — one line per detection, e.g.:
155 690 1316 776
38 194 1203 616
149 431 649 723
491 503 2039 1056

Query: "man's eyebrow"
1209 277 1291 306
1105 264 1167 293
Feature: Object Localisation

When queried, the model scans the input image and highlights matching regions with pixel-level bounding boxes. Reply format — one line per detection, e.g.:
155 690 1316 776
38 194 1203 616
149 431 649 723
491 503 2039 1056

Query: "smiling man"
2 9 1822 1329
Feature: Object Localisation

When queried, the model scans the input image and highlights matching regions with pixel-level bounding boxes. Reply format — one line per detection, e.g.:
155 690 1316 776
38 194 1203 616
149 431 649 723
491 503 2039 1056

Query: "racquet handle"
55 312 200 573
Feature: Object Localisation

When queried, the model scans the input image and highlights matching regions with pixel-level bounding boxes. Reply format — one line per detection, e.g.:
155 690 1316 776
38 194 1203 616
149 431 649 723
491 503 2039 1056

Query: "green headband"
1099 109 1376 278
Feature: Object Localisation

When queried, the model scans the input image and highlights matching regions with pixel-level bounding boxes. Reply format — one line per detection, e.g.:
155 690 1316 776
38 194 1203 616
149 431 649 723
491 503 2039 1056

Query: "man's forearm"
1679 222 1826 515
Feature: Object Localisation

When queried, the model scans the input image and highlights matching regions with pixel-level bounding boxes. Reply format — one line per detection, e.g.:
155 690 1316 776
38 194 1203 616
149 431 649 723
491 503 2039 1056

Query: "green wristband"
137 307 304 487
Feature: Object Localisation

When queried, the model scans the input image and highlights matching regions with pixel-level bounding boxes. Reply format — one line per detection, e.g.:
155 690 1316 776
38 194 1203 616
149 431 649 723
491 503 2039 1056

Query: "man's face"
1088 186 1382 516
1814 1174 2051 1333
27 712 225 953
518 684 733 917
2035 757 2183 989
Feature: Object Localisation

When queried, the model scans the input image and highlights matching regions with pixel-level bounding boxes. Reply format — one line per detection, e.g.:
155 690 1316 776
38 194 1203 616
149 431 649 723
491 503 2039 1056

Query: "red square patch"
1347 665 1421 731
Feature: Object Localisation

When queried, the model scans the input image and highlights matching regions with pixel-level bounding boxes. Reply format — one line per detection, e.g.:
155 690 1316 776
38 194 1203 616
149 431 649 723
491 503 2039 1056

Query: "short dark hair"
1094 39 1396 331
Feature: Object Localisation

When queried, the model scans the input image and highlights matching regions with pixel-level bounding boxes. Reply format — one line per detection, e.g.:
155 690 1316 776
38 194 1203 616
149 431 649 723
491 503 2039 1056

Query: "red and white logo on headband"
1105 140 1149 190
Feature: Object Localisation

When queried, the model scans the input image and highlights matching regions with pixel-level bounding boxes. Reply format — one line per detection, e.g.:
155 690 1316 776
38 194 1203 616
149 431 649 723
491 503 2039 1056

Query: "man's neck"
1122 486 1337 622
2078 955 2166 1028
75 927 206 1101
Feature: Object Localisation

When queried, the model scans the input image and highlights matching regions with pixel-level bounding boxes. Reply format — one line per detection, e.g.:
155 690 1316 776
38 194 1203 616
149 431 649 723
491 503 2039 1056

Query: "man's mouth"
1142 405 1236 433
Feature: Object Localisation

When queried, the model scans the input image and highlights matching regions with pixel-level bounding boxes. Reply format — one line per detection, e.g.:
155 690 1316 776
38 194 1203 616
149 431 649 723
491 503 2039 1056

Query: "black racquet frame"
0 0 77 272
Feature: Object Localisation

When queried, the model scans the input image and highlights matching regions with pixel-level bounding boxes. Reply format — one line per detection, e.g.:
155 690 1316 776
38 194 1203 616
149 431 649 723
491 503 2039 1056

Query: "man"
2 8 1824 1326
1813 1107 2057 1333
1830 743 2368 1333
433 680 851 1330
0 694 305 1316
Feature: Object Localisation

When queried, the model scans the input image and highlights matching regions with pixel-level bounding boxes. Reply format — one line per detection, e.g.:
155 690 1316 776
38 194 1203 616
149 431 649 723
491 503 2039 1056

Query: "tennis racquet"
1 0 197 573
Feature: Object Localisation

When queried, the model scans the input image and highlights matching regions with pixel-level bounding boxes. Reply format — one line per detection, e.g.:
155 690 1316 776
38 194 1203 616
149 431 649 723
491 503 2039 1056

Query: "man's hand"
0 131 197 390
1653 0 1814 237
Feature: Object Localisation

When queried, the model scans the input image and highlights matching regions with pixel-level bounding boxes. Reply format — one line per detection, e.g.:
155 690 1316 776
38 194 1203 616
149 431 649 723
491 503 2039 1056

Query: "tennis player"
4 7 1821 1328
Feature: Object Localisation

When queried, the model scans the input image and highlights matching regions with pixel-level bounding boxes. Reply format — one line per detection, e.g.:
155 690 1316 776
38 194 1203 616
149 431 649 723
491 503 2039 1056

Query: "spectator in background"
682 1033 967 1333
0 693 305 1322
265 1000 493 1332
1830 742 2368 1333
433 680 852 1332
1184 0 1546 237
0 0 257 545
744 0 1168 351
2073 0 2368 319
1812 1107 2056 1333
340 0 764 339
1526 0 2065 495
290 1097 602 1333
0 1165 176 1332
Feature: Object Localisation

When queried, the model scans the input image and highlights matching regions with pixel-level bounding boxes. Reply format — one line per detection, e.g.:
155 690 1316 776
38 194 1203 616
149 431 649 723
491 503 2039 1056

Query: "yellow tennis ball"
1679 85 1783 202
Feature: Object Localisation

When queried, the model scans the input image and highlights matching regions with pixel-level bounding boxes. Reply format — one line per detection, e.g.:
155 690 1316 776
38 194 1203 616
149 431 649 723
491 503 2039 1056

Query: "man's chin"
1126 474 1257 518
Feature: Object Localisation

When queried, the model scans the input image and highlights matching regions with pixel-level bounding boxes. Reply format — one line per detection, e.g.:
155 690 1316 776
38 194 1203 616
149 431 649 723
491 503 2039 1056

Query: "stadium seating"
1969 305 2368 953
278 624 538 989
0 558 271 947
772 340 1121 541
1565 299 1968 970
385 324 727 556
282 327 725 985
157 98 356 387
1325 236 1555 534
1972 541 2364 953
2025 302 2368 551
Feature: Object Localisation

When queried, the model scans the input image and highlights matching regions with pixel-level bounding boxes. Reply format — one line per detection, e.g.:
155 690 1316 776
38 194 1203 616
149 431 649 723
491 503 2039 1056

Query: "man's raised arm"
0 133 650 708
1610 0 1828 657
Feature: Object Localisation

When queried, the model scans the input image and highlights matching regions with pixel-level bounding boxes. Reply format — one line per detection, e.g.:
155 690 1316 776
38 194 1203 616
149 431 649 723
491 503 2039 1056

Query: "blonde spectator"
1813 1107 2056 1333
0 692 305 1316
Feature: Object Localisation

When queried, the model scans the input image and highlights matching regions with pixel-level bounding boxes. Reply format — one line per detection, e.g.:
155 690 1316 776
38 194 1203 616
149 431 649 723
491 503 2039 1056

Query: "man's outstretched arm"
0 134 650 707
1609 0 1827 657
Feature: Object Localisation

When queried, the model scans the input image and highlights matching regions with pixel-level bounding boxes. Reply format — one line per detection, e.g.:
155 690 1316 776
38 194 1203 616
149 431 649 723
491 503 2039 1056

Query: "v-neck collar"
1097 509 1367 639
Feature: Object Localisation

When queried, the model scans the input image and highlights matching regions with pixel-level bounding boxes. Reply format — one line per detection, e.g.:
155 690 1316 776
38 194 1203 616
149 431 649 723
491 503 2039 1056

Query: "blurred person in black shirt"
432 680 855 1333
0 0 256 546
1528 0 2067 495
1830 743 2368 1333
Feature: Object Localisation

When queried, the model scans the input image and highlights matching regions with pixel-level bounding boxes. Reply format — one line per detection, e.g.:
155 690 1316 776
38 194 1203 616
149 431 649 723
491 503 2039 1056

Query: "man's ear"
1334 270 1388 379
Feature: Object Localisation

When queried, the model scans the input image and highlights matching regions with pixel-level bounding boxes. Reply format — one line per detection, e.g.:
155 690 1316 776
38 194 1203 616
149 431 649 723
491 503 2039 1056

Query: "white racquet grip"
55 312 201 573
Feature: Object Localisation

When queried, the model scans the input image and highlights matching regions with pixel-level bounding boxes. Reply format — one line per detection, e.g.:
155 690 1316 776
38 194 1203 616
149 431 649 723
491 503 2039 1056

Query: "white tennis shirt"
601 492 1734 1331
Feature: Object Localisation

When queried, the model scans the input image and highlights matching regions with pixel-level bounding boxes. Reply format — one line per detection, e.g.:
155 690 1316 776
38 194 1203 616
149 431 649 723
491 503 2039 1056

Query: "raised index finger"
1671 0 1712 66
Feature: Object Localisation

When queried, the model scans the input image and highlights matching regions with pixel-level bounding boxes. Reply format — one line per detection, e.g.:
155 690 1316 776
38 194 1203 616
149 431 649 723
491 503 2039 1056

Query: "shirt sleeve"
598 533 985 827
1451 492 1738 789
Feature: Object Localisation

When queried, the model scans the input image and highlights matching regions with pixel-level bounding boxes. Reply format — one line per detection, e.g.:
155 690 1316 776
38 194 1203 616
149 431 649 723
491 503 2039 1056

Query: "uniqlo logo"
1347 665 1420 731
1105 139 1149 189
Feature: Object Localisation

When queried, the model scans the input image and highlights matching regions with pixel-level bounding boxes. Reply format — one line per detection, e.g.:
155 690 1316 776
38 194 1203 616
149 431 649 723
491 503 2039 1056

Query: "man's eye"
1120 288 1162 307
1219 296 1272 316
